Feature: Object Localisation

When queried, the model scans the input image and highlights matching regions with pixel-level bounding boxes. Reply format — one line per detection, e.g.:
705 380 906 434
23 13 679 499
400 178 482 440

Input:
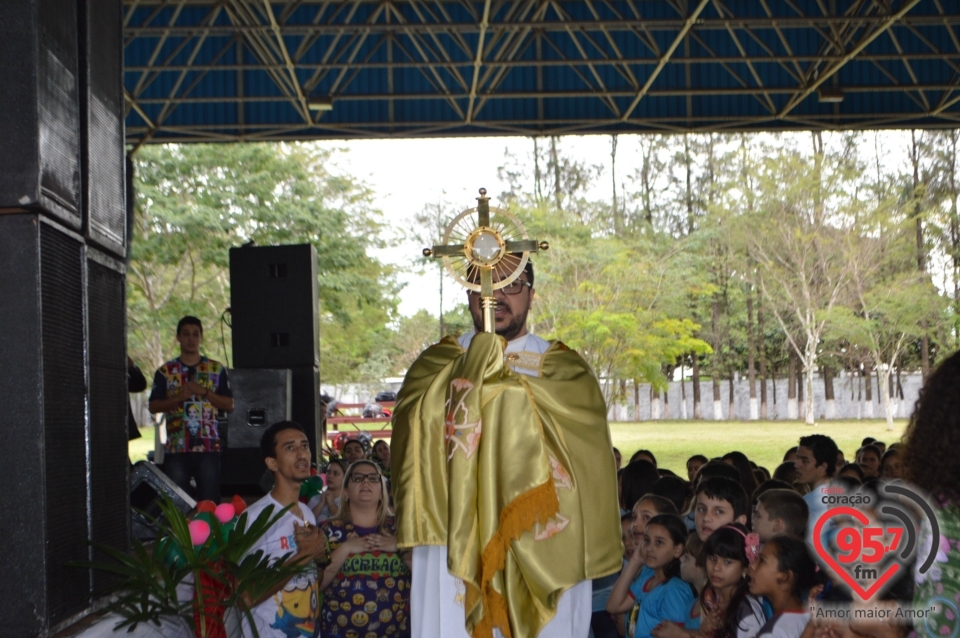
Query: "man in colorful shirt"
148 315 233 502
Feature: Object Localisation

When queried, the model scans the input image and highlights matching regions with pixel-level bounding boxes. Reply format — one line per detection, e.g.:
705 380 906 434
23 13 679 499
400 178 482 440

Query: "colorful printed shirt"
149 356 231 453
319 517 411 638
912 503 960 638
240 494 321 638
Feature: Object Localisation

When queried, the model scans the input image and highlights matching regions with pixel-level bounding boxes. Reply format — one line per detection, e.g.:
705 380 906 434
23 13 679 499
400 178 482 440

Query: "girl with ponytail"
607 513 697 638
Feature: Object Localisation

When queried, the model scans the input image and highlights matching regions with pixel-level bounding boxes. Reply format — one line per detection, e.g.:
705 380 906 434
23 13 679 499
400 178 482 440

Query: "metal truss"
123 0 960 145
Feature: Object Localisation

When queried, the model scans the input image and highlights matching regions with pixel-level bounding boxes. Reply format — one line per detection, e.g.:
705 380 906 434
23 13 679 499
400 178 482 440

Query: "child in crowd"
752 490 808 543
312 458 347 522
688 455 709 482
624 512 638 559
748 536 820 638
856 445 882 478
836 463 864 483
678 532 707 630
632 494 679 545
771 462 797 486
632 449 659 467
607 514 697 638
591 514 636 638
622 460 663 513
751 480 793 506
653 476 691 513
654 524 766 638
880 448 902 480
695 477 749 542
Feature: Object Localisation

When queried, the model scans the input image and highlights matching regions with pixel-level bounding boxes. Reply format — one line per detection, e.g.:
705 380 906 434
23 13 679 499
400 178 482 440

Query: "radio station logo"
811 481 940 602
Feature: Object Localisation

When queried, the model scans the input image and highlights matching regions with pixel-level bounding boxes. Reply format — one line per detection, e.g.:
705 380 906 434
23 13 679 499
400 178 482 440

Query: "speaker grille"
87 258 128 591
40 224 89 623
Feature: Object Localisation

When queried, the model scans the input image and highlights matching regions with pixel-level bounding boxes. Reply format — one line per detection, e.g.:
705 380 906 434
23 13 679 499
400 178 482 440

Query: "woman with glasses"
318 459 412 637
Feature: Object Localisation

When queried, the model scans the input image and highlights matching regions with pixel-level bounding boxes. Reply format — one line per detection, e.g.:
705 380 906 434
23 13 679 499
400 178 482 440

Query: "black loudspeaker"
0 217 89 634
0 0 81 228
78 0 126 257
230 244 319 369
291 366 324 460
223 369 292 449
221 367 322 468
130 461 197 542
87 250 130 591
221 369 291 492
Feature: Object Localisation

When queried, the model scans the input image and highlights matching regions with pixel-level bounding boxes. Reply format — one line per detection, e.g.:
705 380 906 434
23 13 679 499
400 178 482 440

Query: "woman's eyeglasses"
349 472 382 484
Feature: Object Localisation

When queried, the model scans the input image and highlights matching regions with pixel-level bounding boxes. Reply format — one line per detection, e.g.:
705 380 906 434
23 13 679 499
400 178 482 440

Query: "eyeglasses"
468 279 532 296
349 472 382 484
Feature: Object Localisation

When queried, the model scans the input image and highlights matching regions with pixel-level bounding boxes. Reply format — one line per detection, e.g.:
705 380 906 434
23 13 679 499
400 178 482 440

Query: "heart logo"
812 506 901 601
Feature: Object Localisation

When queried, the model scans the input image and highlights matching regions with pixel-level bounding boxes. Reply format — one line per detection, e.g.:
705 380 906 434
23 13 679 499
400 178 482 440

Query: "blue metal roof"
123 0 960 145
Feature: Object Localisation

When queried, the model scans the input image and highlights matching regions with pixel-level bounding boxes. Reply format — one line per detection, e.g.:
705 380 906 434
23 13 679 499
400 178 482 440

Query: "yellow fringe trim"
471 478 559 638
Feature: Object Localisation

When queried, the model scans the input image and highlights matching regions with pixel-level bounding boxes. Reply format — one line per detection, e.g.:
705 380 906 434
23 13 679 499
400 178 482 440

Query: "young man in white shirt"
240 421 326 638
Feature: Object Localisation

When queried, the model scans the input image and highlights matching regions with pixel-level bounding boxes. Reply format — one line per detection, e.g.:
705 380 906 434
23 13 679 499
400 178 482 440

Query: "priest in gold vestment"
391 261 622 638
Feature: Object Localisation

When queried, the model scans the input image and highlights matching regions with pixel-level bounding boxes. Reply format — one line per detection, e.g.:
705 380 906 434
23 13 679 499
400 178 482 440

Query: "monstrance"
423 188 548 333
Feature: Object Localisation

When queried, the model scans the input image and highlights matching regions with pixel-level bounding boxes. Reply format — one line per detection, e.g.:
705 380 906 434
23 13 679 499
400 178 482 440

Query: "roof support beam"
620 0 710 121
466 0 492 122
777 0 923 118
261 0 313 124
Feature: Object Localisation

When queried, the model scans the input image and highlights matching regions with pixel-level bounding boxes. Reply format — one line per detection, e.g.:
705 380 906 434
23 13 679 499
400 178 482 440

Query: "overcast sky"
321 132 914 318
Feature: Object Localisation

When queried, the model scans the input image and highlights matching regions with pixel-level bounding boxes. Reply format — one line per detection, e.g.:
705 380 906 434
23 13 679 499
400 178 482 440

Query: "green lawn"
131 420 909 475
610 419 908 477
129 429 156 463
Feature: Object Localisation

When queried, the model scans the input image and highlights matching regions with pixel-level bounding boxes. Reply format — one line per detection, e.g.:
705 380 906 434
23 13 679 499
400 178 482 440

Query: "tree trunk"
680 360 688 420
758 299 768 419
803 337 816 425
823 367 836 419
854 366 862 420
746 287 758 420
879 365 895 432
728 376 735 420
634 379 641 422
663 366 672 420
864 365 875 418
619 378 627 422
692 354 703 419
550 136 562 212
611 135 622 235
533 137 543 206
651 386 661 420
911 130 931 380
798 362 806 422
711 299 723 420
788 350 799 420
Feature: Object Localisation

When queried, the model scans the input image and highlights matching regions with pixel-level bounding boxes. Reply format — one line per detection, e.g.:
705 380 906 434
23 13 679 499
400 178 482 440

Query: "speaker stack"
228 244 323 488
0 0 127 634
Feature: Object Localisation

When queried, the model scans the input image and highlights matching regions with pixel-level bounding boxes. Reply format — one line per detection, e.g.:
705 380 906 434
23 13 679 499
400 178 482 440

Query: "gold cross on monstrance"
422 188 548 333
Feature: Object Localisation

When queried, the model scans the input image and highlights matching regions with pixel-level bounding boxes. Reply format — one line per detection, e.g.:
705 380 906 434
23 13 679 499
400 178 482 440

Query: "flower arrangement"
85 495 311 638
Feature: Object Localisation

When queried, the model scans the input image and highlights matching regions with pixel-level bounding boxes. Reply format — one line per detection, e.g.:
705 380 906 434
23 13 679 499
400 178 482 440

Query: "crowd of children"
593 430 939 638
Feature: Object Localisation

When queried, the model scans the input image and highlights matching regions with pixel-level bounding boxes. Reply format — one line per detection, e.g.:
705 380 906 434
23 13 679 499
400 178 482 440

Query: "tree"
744 137 859 425
129 142 398 383
831 173 945 430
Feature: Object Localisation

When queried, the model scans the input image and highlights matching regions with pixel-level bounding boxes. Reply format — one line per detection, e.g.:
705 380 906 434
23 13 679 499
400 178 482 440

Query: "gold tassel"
472 479 559 638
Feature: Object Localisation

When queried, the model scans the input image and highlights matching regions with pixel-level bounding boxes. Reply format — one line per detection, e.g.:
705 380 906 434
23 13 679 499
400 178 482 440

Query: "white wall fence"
130 374 921 426
229 374 921 425
601 373 922 422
